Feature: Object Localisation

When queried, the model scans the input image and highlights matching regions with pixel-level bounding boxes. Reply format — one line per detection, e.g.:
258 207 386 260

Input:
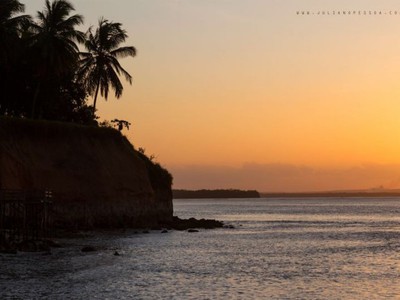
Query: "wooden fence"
0 189 52 243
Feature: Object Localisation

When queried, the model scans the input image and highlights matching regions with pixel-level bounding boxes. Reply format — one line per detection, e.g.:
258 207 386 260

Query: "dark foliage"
0 0 134 125
135 148 173 191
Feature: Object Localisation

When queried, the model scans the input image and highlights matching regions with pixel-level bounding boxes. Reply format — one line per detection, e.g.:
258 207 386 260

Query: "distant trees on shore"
0 0 135 124
173 189 260 199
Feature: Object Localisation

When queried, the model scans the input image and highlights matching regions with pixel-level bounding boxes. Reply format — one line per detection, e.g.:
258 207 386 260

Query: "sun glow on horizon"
25 0 400 190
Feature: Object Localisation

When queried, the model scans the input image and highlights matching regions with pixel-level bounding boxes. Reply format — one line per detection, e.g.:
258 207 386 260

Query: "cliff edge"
0 118 173 228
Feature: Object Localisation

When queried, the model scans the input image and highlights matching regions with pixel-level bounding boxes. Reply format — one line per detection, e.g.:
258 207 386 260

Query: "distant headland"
173 189 260 199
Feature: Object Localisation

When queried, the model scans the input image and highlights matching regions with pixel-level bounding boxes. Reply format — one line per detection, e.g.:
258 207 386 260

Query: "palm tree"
78 18 136 113
0 0 30 66
30 0 84 118
0 0 31 115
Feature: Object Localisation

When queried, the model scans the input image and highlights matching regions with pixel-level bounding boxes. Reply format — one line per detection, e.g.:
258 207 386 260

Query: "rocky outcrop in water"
162 216 224 230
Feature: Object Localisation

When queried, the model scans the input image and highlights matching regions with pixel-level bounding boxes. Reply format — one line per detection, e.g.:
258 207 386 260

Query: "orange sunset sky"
27 0 400 192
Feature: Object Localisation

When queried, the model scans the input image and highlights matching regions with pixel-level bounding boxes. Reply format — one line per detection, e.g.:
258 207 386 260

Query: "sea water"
1 198 400 299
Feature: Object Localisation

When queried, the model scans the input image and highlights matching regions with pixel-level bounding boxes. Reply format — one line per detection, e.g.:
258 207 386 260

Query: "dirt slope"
0 119 172 228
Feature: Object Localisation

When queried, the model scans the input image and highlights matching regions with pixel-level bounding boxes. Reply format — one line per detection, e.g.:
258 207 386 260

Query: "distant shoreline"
261 192 400 198
173 190 400 199
173 189 260 199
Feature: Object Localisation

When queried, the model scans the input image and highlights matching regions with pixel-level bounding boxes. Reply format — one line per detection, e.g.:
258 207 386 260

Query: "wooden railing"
0 189 53 243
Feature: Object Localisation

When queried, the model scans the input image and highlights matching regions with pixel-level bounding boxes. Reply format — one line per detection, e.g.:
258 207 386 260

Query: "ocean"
1 197 400 299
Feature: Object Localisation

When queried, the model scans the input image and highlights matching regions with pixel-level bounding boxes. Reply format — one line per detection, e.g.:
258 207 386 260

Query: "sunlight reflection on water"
1 197 400 299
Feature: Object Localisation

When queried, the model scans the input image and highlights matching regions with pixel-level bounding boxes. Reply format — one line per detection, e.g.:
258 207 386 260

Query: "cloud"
169 163 400 192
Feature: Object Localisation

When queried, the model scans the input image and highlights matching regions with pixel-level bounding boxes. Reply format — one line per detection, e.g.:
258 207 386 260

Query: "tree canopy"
78 18 136 113
0 0 136 125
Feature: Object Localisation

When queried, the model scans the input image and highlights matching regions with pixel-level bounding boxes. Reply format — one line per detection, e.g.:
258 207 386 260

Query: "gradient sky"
26 1 400 191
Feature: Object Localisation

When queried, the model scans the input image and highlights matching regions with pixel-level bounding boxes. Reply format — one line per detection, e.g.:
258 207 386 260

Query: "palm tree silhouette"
30 0 84 118
78 18 136 113
0 0 30 66
0 0 31 114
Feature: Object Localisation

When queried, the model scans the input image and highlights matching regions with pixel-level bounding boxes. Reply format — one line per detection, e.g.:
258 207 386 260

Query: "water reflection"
1 197 400 299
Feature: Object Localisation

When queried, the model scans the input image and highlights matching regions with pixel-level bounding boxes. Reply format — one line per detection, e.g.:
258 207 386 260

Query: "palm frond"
109 56 132 83
110 46 136 59
106 66 124 98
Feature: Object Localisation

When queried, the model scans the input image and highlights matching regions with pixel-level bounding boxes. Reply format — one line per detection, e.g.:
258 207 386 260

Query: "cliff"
0 118 173 228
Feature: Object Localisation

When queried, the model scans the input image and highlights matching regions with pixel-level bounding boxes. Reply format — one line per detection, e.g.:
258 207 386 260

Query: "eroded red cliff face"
0 119 173 228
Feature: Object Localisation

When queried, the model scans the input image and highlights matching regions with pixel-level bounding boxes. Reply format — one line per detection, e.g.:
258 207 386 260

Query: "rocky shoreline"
0 239 61 254
0 216 226 254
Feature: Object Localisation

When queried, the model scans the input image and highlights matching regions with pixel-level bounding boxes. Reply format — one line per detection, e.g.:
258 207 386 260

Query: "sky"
25 0 400 192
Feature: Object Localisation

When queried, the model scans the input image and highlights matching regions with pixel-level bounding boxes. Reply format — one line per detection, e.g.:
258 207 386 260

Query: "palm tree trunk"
31 81 42 119
2 72 9 115
92 79 101 114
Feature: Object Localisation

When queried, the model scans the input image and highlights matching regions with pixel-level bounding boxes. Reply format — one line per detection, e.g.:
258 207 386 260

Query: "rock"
11 240 58 253
18 240 37 252
161 229 168 233
0 238 16 254
0 248 17 254
0 233 6 245
188 229 199 233
35 240 51 252
81 246 96 252
161 216 223 230
45 240 62 248
142 230 150 234
224 225 235 229
114 251 120 256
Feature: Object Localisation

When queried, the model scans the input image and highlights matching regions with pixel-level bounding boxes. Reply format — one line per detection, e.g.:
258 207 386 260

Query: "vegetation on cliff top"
136 149 173 191
0 0 135 123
